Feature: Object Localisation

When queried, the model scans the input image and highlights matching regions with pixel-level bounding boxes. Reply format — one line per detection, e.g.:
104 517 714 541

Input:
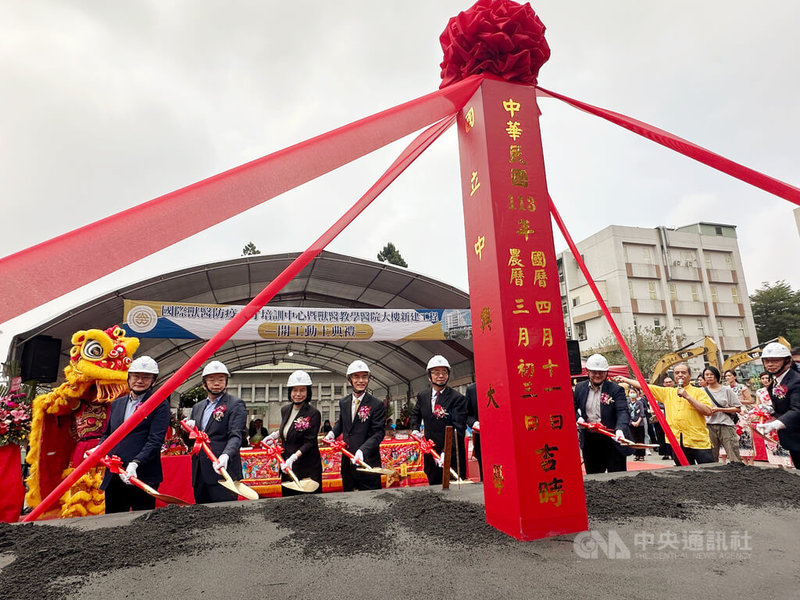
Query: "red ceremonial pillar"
457 77 588 540
0 444 24 523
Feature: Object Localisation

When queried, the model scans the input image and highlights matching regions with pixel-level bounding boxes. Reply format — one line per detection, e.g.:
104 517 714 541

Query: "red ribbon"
100 454 124 474
411 434 436 456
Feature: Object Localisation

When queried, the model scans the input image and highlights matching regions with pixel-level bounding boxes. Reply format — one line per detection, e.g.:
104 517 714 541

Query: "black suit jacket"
190 392 247 482
410 386 467 453
770 368 800 452
99 389 170 488
573 379 631 456
331 392 385 468
278 401 322 481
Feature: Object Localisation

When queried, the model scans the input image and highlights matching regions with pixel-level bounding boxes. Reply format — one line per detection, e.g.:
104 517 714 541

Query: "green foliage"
749 281 800 345
180 384 206 408
377 242 408 268
242 241 261 256
586 326 685 379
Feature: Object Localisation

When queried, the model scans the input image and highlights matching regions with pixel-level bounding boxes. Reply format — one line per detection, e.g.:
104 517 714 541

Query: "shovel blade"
282 478 319 493
233 482 260 500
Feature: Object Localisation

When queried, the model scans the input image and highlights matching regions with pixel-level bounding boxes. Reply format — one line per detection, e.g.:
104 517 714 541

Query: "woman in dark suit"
277 370 322 495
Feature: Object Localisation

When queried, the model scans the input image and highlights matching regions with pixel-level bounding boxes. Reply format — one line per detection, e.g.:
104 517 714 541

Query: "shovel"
322 438 399 478
180 420 260 500
578 421 659 450
100 455 192 506
411 433 473 485
258 441 319 493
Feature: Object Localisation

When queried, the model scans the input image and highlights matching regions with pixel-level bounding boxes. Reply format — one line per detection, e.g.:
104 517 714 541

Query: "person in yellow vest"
615 362 714 465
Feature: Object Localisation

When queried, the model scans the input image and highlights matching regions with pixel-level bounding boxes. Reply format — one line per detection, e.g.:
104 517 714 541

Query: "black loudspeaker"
20 335 62 383
566 340 582 375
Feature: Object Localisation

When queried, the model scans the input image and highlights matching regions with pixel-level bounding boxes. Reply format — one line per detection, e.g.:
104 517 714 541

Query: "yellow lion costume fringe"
25 326 139 518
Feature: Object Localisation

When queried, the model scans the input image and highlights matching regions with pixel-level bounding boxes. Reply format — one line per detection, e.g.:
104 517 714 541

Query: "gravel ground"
1 464 798 600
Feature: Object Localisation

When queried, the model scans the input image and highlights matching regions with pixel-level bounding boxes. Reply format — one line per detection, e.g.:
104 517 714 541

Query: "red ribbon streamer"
536 86 800 207
23 114 456 522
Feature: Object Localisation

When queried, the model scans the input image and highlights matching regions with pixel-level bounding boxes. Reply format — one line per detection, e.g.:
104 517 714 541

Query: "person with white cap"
573 353 631 473
98 355 170 513
186 360 247 503
410 355 467 485
324 359 385 491
757 342 800 468
269 370 322 495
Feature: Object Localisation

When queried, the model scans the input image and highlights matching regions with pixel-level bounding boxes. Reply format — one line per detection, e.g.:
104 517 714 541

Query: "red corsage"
773 384 787 399
439 0 550 88
357 405 372 422
212 405 226 421
433 404 449 419
294 416 311 431
600 393 614 405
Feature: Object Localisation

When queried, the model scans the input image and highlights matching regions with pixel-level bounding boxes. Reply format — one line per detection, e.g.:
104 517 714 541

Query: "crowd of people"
575 342 800 473
94 340 798 512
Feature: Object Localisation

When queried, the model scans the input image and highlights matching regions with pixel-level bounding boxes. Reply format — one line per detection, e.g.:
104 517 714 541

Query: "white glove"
120 462 138 485
472 421 480 432
434 454 444 468
83 446 98 460
614 430 624 442
757 420 786 435
281 453 298 473
184 419 196 430
265 431 279 444
324 430 335 443
213 453 229 474
411 430 421 438
576 416 585 425
351 449 364 465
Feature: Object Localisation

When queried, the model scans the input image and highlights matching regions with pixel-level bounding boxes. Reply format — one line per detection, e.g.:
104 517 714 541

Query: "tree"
180 384 206 408
750 281 800 344
377 242 408 267
242 242 261 256
586 326 685 379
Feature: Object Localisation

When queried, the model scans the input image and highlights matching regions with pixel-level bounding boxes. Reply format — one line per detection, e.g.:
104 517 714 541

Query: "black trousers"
193 477 238 504
631 425 646 458
104 475 156 513
340 461 381 491
473 432 483 481
582 431 627 474
668 438 714 466
791 450 800 469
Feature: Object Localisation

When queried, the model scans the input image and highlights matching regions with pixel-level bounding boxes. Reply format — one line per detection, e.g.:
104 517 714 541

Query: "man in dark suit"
573 353 631 474
757 342 800 468
186 360 247 503
410 355 467 485
465 382 482 481
324 360 385 491
99 355 170 513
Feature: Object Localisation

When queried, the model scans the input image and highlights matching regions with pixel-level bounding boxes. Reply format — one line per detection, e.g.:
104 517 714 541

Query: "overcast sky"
2 1 799 348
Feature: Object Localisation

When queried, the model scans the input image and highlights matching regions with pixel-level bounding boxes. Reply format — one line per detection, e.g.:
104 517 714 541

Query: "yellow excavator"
721 337 792 373
649 337 719 383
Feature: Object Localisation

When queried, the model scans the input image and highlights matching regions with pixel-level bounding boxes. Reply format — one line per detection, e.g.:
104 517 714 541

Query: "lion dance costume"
26 326 139 518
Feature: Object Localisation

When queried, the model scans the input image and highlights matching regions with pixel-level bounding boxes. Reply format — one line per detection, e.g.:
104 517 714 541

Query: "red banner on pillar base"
457 77 587 541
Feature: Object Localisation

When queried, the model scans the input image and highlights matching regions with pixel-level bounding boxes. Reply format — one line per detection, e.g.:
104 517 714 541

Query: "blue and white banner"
123 300 472 341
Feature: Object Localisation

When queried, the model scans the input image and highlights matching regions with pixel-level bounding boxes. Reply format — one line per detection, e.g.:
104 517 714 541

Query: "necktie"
352 396 360 420
431 391 438 412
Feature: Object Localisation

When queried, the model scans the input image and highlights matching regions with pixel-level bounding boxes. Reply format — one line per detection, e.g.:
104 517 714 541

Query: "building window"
648 282 656 300
705 255 712 268
717 319 725 338
576 323 587 341
669 284 677 301
674 318 683 336
715 226 723 236
711 286 718 303
628 281 635 298
691 286 699 302
653 318 662 334
731 287 739 303
572 297 579 307
697 319 705 335
725 254 733 267
738 320 745 336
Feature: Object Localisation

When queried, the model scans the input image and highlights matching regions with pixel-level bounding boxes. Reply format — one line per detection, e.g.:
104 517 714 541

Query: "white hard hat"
762 342 791 359
287 370 312 387
585 353 610 372
346 360 370 376
202 360 230 377
129 356 159 375
427 355 451 371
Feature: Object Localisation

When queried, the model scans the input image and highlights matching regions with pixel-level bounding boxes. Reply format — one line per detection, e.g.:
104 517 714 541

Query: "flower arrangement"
773 384 787 399
432 404 449 419
357 405 372 422
212 404 226 421
0 392 32 447
600 393 614 405
294 416 311 431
